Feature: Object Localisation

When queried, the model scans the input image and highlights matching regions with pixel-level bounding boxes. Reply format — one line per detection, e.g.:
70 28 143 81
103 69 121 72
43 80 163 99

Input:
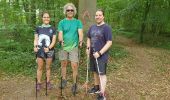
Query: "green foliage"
109 43 128 59
97 0 130 28
143 35 170 50
97 0 170 45
106 43 128 72
0 51 36 76
155 42 170 50
118 31 137 38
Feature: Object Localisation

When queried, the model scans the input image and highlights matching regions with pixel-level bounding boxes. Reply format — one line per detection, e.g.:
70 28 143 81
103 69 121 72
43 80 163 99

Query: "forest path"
108 36 170 100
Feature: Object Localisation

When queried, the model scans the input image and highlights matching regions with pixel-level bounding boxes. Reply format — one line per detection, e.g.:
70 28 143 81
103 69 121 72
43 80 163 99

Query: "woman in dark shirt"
33 12 56 91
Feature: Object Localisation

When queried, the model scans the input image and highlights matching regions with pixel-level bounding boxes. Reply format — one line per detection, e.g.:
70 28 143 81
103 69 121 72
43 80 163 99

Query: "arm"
58 31 63 41
78 29 83 47
58 31 64 46
58 21 64 45
99 41 112 55
93 40 112 58
86 37 91 56
34 34 38 47
34 34 38 52
49 35 56 49
86 37 90 49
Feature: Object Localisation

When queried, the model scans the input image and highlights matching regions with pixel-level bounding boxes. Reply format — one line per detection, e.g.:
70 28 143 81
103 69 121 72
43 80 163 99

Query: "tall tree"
140 0 151 43
78 0 96 31
30 0 36 28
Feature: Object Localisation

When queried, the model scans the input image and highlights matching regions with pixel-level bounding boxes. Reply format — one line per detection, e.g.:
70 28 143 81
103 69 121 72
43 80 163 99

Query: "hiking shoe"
36 83 41 91
71 83 77 95
59 79 67 89
97 93 106 100
47 82 52 90
88 87 100 94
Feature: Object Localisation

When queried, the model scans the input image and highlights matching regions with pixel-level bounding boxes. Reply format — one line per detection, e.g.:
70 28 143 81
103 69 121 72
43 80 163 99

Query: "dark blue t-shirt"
87 24 112 62
35 24 56 49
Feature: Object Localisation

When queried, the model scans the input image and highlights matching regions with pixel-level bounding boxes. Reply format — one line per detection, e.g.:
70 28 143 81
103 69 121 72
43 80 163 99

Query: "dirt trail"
108 36 170 100
1 36 170 100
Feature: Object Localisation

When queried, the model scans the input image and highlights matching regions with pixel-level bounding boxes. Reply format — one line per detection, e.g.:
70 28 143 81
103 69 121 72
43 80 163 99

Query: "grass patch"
109 43 128 59
0 50 36 76
153 41 170 50
157 66 167 73
0 30 35 77
118 31 137 38
142 34 170 50
108 43 129 72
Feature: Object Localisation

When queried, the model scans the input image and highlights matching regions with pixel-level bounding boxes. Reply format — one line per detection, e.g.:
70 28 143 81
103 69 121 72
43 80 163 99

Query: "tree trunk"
30 0 36 28
78 0 96 32
23 0 30 25
140 0 151 43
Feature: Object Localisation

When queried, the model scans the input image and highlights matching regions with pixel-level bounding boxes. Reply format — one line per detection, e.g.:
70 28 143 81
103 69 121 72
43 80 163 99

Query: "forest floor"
1 36 170 100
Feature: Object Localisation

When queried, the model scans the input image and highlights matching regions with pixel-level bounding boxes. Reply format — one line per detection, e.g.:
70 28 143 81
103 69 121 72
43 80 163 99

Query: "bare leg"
94 72 100 86
61 60 68 80
46 58 52 82
100 75 107 94
37 58 44 83
71 62 78 83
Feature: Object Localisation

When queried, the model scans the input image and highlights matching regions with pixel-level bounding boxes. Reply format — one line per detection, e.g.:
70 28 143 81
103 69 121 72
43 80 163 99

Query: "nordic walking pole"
45 74 47 96
82 47 90 93
73 75 77 96
93 48 103 92
35 77 37 98
95 58 103 90
85 54 89 93
73 47 80 96
60 76 62 97
44 48 48 96
58 41 63 98
35 53 38 98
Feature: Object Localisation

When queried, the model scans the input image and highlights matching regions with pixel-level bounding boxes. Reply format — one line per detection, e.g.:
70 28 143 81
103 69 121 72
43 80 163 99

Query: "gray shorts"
90 57 107 75
58 48 79 63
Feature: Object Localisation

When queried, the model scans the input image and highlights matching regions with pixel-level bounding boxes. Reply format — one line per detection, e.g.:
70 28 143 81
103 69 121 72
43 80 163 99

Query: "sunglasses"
66 9 74 12
43 17 50 18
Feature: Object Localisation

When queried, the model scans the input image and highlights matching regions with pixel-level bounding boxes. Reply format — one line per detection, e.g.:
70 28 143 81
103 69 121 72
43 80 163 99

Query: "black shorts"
37 49 55 59
90 57 107 75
